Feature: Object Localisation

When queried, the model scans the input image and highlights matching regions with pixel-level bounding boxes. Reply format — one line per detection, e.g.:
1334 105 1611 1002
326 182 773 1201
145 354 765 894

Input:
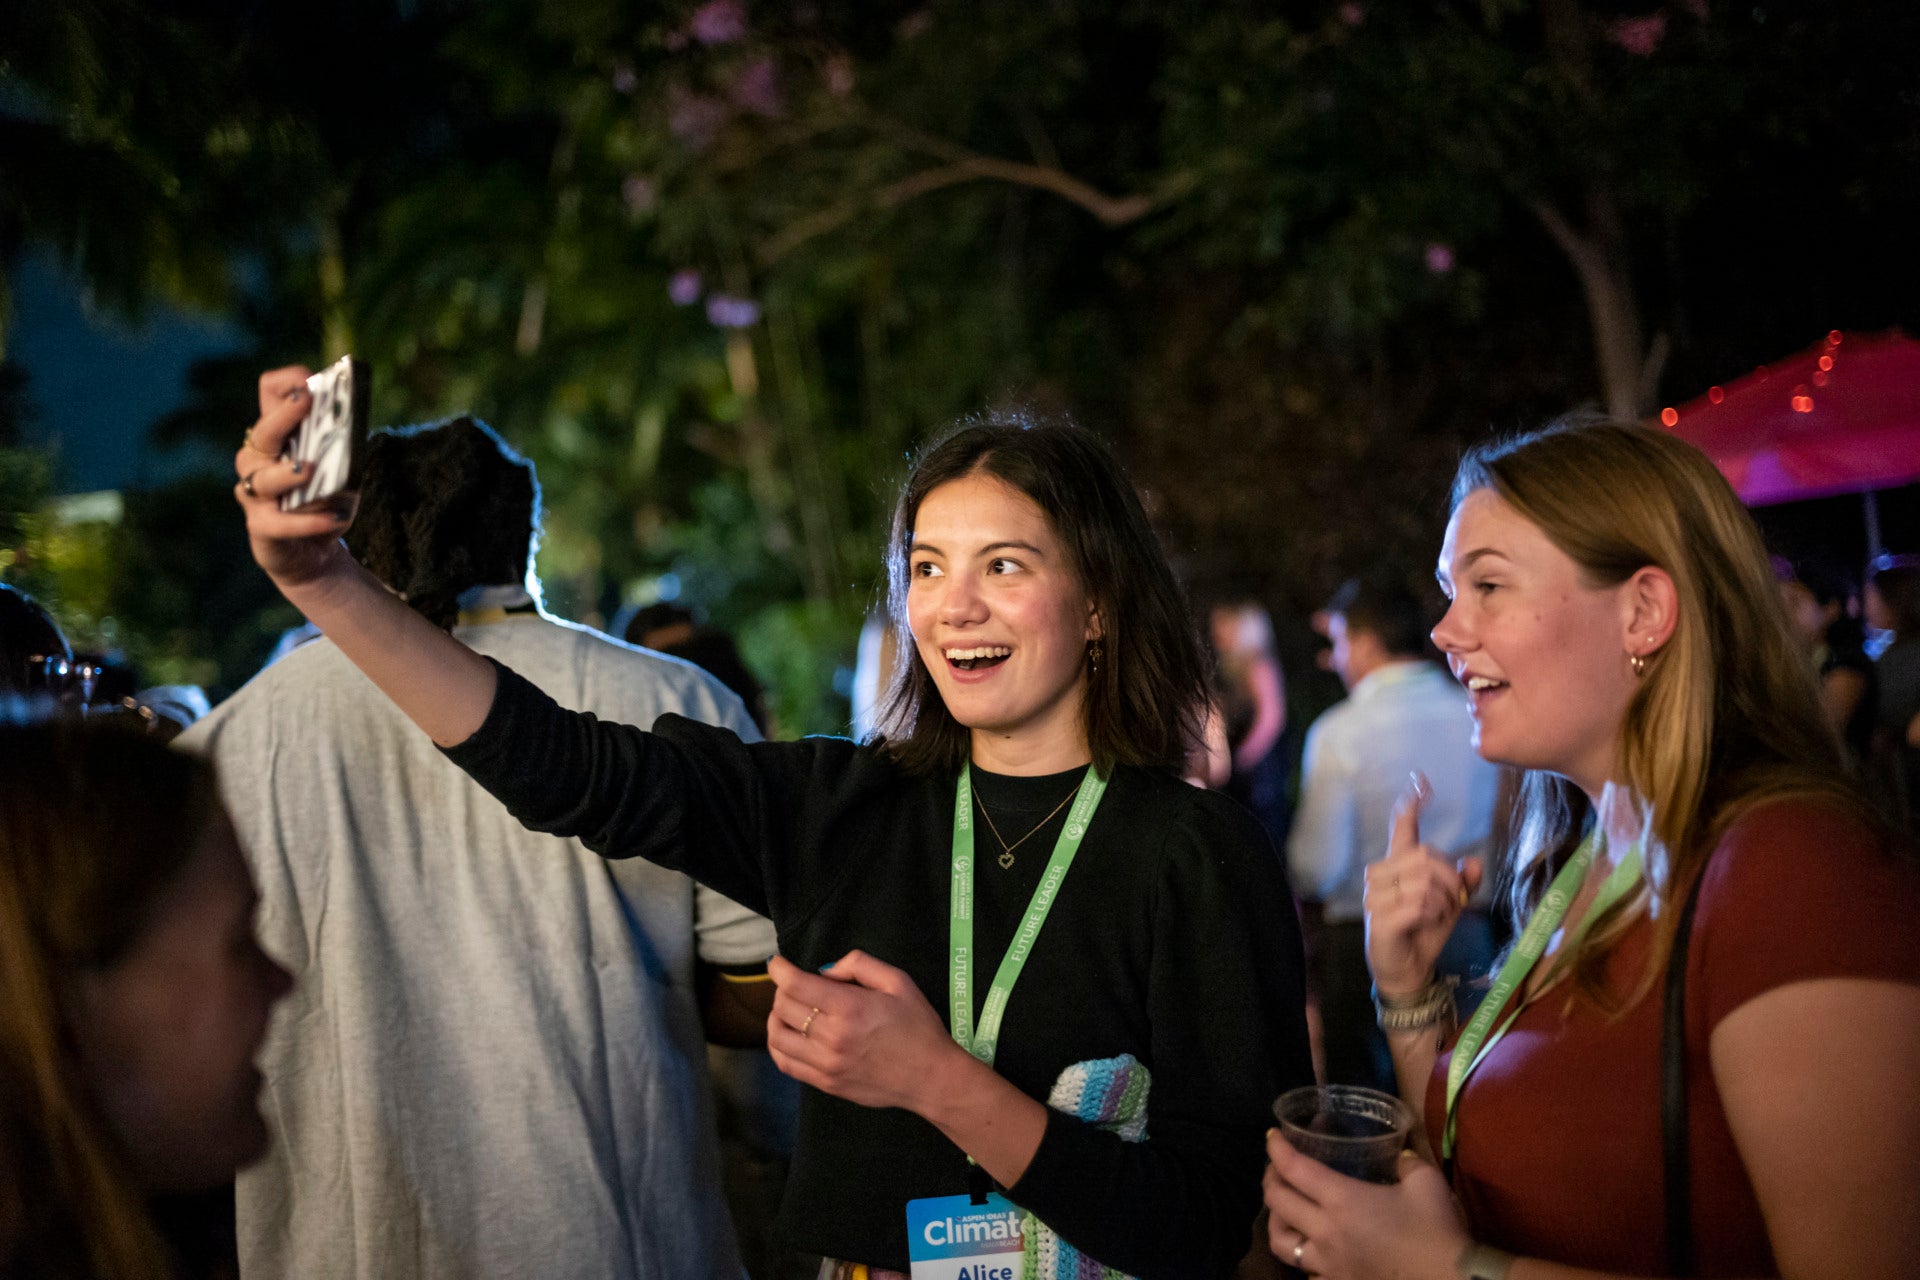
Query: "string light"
1661 407 1679 426
1791 386 1814 413
1708 386 1725 403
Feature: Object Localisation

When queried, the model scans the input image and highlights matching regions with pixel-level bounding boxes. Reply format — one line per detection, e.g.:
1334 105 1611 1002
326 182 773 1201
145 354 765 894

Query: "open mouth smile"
945 645 1012 672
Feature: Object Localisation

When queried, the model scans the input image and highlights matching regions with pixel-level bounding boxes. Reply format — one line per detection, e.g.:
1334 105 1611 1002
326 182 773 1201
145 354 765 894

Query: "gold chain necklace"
976 781 1082 870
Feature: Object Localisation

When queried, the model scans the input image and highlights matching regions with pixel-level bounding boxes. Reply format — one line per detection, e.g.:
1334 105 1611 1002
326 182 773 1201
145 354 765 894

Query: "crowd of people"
0 366 1915 1280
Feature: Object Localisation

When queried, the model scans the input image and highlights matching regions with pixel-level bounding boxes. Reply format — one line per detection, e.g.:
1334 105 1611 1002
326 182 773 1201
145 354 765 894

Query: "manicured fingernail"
819 962 835 972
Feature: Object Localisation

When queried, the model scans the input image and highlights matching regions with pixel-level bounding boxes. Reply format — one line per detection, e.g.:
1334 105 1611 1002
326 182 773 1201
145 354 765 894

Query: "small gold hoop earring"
1088 639 1104 672
1629 651 1648 677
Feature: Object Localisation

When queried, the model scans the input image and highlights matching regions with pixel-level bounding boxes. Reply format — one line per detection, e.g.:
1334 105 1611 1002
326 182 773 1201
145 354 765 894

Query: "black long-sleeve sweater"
443 661 1312 1277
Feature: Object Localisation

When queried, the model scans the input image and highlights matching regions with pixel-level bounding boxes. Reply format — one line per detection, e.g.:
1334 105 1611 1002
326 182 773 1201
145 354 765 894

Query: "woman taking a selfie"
0 718 292 1278
1262 422 1920 1279
234 367 1311 1279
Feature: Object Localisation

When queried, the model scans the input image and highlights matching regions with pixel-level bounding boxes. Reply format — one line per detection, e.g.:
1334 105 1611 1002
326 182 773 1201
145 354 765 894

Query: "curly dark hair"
874 408 1210 777
344 417 541 631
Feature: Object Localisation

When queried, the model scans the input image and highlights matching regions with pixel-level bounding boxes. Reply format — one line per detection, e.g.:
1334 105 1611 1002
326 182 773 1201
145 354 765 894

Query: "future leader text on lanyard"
903 766 1109 1280
1442 823 1644 1159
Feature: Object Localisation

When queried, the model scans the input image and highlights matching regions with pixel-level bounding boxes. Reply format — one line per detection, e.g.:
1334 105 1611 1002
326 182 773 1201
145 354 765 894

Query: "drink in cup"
1272 1084 1412 1184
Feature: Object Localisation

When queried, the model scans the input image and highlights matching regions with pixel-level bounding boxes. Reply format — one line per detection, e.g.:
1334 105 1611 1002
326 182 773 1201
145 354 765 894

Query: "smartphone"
278 355 371 512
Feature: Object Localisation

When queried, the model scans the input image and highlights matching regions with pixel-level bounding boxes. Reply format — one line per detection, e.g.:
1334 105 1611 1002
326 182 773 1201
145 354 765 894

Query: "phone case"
278 355 371 512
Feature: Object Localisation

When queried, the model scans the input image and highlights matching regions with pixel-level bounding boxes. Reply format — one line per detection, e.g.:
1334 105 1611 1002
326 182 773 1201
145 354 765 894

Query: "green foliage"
7 0 1917 718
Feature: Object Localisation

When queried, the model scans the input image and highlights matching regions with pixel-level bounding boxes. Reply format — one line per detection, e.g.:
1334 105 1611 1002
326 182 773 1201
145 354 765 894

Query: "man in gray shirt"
182 417 773 1279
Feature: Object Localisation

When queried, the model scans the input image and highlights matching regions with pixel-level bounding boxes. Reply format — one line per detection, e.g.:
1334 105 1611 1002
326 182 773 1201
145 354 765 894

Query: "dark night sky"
10 252 243 495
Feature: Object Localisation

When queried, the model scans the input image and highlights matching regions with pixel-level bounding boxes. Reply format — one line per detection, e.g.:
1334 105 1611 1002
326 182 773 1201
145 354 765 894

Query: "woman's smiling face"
906 471 1100 771
1431 488 1642 797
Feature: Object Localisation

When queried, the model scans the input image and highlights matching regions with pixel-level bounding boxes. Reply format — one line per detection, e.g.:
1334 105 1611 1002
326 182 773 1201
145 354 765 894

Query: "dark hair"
0 585 69 694
1868 553 1920 636
658 628 768 734
1780 554 1854 610
0 717 219 1277
874 409 1209 777
344 417 541 631
620 602 697 645
1324 566 1430 659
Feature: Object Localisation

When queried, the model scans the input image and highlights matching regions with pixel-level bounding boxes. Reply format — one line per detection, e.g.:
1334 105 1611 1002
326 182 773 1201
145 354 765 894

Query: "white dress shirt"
1287 660 1500 923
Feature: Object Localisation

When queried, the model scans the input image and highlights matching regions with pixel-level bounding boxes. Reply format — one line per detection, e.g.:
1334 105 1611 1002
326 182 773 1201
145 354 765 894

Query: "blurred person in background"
1264 422 1920 1279
183 416 773 1280
1210 599 1292 849
1773 554 1873 765
1287 568 1499 1091
0 717 291 1279
623 600 771 734
0 581 90 707
1865 553 1920 828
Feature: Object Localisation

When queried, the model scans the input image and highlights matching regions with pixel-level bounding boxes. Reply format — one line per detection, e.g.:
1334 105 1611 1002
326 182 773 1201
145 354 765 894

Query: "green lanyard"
949 764 1109 1068
1442 824 1643 1158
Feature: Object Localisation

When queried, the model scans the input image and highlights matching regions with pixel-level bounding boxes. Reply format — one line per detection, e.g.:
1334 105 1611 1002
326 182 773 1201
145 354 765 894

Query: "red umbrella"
1656 330 1920 506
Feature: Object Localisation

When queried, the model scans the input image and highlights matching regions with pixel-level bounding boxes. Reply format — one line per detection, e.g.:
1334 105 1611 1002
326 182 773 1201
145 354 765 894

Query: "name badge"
905 1193 1025 1280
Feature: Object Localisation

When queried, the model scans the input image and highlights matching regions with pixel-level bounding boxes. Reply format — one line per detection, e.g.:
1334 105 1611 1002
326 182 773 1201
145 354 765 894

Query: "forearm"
918 1047 1049 1188
1386 1021 1442 1144
283 551 497 746
1236 661 1286 768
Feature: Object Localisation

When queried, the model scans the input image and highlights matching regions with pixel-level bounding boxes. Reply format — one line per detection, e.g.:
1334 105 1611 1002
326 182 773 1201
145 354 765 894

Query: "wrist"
917 1038 987 1126
1371 968 1439 999
1374 976 1457 1032
277 539 359 600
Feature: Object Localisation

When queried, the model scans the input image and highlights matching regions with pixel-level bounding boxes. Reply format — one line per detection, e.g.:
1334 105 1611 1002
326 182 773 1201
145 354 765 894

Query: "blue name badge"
905 1193 1025 1280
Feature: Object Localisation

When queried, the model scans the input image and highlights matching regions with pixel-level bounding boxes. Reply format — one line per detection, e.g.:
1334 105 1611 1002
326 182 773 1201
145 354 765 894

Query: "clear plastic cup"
1272 1084 1413 1184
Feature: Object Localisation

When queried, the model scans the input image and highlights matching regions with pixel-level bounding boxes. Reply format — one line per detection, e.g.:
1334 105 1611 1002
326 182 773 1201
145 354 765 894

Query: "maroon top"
1425 800 1920 1275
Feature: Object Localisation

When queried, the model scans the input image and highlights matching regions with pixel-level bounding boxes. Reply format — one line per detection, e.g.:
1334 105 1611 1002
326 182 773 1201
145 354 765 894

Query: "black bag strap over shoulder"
1662 863 1709 1277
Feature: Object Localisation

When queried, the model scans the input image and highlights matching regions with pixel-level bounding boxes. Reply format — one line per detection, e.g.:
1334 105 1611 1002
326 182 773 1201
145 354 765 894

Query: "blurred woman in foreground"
1263 422 1920 1278
0 719 292 1278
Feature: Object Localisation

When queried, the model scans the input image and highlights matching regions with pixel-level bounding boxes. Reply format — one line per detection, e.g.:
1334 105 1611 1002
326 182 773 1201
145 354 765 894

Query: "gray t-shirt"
179 613 772 1280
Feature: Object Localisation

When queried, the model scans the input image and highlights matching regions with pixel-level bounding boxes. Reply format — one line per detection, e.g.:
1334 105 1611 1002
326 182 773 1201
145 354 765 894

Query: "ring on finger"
800 1006 820 1038
241 467 266 498
243 427 281 461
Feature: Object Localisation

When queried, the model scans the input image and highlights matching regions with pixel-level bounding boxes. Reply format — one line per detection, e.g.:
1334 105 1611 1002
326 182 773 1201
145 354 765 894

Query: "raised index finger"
1386 771 1431 859
258 366 313 418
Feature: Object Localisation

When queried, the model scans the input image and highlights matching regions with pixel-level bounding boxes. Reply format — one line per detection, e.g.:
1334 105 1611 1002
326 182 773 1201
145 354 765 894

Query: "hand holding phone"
278 355 370 512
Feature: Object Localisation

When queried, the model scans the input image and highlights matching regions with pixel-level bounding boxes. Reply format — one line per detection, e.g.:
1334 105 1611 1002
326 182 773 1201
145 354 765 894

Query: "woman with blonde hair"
0 717 292 1278
1262 421 1920 1278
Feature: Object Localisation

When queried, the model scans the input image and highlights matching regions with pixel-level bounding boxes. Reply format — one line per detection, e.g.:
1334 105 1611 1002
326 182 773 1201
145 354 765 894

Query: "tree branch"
758 156 1188 265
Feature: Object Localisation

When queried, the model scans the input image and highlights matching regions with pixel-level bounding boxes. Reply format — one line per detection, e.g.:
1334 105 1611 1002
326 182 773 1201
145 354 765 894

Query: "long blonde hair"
0 718 215 1278
1455 421 1864 1009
